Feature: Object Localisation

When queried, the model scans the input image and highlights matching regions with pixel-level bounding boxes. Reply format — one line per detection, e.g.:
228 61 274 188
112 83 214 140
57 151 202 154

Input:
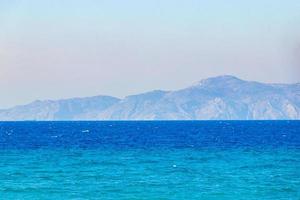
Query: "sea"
0 120 299 200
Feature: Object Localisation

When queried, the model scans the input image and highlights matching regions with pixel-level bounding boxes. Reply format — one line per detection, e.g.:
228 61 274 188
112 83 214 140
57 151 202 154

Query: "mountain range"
1 75 299 120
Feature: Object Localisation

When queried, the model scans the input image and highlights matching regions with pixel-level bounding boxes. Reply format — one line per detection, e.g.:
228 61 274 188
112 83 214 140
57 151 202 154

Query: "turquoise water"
0 121 299 199
1 149 299 199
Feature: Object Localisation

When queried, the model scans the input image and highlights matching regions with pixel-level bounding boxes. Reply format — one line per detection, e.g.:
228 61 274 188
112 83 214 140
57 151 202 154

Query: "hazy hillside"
0 96 120 120
0 75 299 120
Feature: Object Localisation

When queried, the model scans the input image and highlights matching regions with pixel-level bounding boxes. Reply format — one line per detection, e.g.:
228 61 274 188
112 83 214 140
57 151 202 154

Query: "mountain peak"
192 75 243 88
203 75 241 82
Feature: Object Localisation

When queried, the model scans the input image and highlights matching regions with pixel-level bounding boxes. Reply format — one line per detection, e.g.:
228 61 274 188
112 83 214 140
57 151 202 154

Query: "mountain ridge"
1 75 299 120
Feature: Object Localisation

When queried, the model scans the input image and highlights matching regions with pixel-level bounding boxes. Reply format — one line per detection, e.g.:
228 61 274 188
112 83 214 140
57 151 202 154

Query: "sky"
0 0 300 109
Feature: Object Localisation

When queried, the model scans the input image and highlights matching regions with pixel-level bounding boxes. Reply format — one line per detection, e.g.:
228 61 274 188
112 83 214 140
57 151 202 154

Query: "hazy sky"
0 0 300 108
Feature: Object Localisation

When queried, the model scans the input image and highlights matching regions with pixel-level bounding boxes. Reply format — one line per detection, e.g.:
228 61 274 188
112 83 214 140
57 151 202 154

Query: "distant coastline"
0 75 299 121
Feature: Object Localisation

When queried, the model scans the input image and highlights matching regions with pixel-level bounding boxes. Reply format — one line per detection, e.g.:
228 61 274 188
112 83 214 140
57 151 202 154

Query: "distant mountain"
0 96 120 121
1 75 299 120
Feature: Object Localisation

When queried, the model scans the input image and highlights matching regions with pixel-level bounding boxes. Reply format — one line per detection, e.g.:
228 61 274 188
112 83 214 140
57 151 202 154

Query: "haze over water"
1 0 300 108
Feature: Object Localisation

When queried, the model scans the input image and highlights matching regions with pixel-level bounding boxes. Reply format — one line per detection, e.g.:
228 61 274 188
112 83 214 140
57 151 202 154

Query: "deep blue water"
0 121 299 199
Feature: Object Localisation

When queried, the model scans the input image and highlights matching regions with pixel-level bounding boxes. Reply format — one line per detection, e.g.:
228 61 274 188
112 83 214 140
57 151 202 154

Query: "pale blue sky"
0 0 300 108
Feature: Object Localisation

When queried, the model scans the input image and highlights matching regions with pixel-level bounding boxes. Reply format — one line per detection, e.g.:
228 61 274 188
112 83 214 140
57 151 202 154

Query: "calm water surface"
0 121 299 199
